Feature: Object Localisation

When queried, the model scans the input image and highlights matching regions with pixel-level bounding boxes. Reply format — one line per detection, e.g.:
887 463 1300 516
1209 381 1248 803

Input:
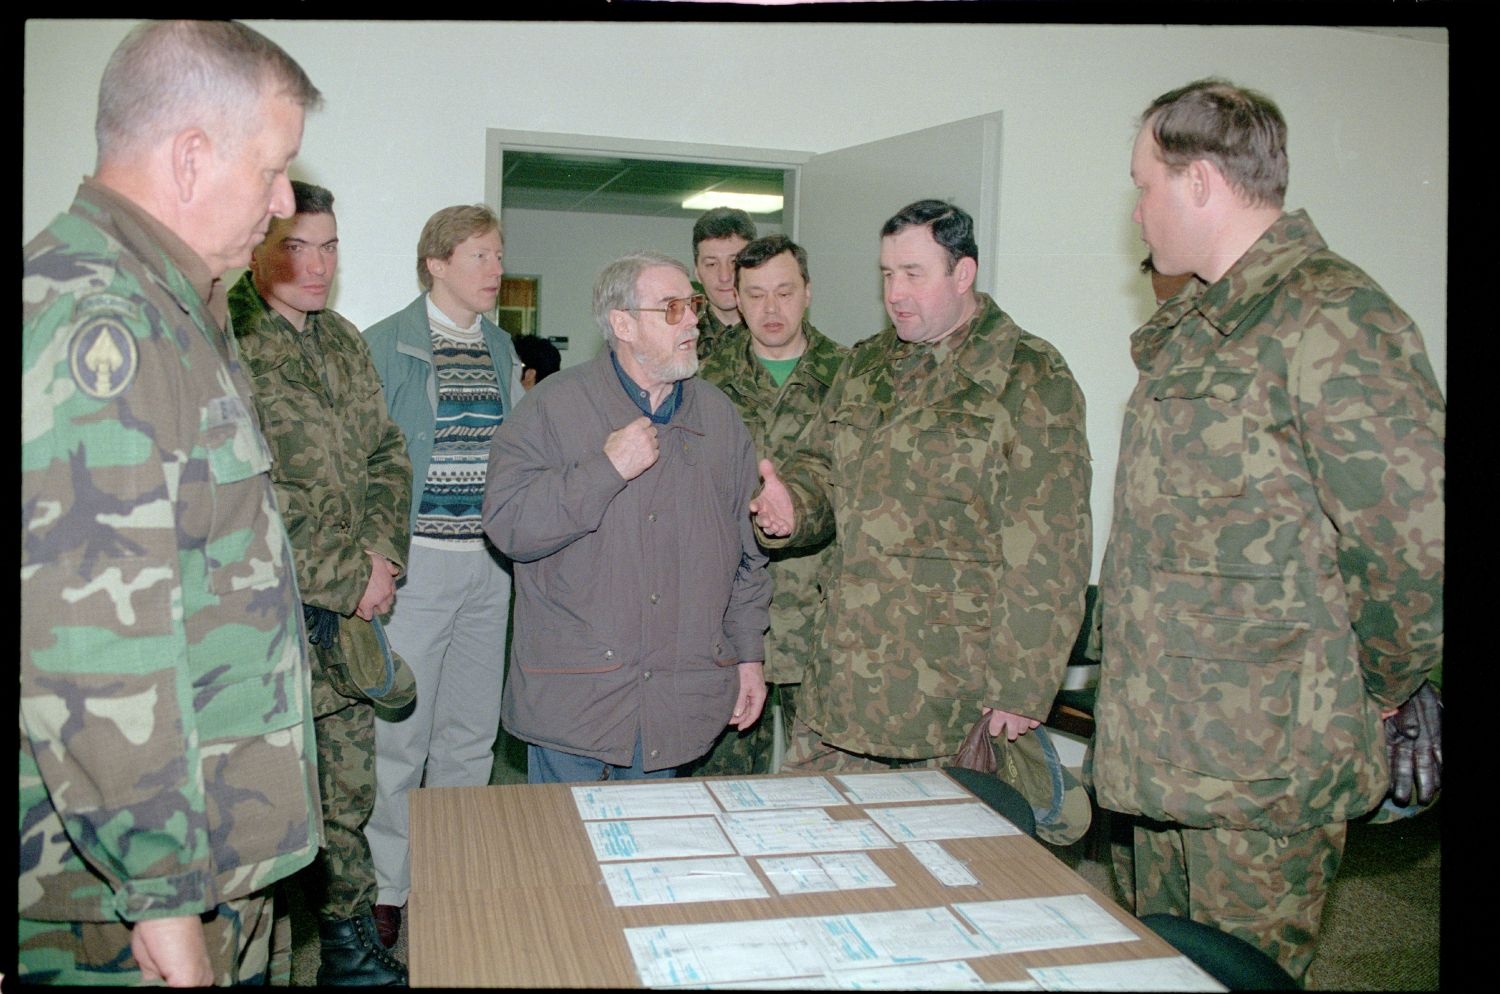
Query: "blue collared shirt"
611 350 683 424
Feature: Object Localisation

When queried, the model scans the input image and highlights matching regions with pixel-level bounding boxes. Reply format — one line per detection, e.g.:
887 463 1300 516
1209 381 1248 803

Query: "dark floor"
289 730 1440 989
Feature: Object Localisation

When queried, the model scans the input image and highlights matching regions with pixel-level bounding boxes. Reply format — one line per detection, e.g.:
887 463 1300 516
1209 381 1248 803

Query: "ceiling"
500 151 788 223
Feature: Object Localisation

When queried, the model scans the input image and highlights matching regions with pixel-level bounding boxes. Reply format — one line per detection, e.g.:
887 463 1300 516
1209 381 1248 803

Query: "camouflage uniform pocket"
1150 369 1253 499
1155 612 1309 781
917 589 993 701
200 395 278 597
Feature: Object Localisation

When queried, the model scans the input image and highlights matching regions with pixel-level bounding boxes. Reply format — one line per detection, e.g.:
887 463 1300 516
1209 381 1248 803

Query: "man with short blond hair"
484 251 771 784
363 204 521 950
22 19 322 986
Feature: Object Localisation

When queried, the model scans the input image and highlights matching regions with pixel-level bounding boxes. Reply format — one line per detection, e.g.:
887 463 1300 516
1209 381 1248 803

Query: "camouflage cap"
995 726 1092 846
954 717 1091 846
324 615 417 710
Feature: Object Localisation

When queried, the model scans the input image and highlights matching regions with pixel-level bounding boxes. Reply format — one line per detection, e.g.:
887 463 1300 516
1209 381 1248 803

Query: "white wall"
24 20 1448 576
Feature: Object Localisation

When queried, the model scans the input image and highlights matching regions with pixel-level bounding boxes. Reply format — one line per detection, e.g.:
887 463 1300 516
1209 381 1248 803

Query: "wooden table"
408 771 1192 988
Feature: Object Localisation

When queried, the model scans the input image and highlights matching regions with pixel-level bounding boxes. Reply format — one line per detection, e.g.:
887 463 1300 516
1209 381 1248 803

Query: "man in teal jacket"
362 204 521 949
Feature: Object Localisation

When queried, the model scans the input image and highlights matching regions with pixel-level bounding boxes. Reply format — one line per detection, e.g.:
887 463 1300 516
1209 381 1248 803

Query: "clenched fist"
605 416 660 481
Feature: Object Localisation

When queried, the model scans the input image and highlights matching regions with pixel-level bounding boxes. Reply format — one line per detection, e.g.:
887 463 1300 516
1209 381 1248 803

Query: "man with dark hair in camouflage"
691 206 757 358
687 235 849 776
229 181 411 985
21 19 322 986
1091 78 1444 982
752 200 1092 776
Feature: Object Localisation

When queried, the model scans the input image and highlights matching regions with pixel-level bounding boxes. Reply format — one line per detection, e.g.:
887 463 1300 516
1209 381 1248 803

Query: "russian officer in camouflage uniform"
753 200 1092 771
690 206 757 359
686 235 849 776
229 182 412 984
20 20 323 986
1092 79 1445 981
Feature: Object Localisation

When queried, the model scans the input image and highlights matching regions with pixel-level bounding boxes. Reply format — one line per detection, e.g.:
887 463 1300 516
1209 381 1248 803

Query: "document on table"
904 840 980 887
759 852 895 895
705 964 1041 991
572 781 719 820
601 855 768 907
625 906 1000 987
1028 955 1226 991
585 816 734 861
718 808 896 856
709 776 847 811
836 770 971 804
952 894 1140 954
865 802 1022 842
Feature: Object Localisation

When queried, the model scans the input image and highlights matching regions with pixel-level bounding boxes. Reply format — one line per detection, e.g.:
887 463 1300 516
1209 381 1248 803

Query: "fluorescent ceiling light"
681 191 783 214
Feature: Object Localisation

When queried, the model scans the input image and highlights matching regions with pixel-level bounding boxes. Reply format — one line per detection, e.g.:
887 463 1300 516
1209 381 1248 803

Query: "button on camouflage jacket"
228 275 412 717
1091 211 1445 835
767 293 1092 758
21 185 321 923
700 320 849 685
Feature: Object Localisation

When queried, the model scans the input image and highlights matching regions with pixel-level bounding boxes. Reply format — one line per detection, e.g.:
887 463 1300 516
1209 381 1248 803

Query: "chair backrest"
942 766 1038 838
1069 583 1099 666
1138 913 1300 990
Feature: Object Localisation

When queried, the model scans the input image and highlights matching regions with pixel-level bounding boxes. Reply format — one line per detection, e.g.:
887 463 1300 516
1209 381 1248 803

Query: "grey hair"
95 19 321 165
592 252 691 348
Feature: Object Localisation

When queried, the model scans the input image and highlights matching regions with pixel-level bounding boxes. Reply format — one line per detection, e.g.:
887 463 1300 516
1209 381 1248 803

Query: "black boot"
317 912 408 986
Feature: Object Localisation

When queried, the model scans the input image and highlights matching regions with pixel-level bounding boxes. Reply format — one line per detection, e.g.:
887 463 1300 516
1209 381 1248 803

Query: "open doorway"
486 114 1003 365
486 130 807 370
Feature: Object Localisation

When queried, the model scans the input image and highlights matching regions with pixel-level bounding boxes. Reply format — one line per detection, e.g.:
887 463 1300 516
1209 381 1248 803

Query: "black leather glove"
303 603 341 648
1385 682 1441 807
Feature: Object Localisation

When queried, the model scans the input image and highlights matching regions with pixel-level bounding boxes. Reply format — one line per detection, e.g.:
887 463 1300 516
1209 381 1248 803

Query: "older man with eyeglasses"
482 251 771 784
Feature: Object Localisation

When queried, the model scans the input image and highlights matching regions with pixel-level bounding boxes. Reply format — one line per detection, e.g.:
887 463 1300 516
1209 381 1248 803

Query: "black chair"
1048 583 1099 739
942 765 1037 838
1139 914 1300 990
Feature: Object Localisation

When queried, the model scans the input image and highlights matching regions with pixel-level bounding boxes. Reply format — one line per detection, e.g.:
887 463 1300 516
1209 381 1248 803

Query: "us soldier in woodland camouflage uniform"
686 235 848 776
691 206 757 359
1091 79 1445 982
229 182 411 985
753 200 1092 770
20 20 322 986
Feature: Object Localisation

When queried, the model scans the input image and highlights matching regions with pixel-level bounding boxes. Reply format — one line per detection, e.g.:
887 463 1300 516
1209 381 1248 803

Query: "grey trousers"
365 541 512 906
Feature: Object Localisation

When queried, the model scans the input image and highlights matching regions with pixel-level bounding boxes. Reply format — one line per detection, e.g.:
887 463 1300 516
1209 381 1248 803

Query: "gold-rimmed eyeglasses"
634 293 708 325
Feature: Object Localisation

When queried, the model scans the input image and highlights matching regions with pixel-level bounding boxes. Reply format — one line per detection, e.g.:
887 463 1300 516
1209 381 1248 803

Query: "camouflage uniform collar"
77 178 221 325
742 320 842 385
227 270 340 339
1129 283 1203 370
855 292 1012 398
1194 209 1325 338
227 270 287 332
796 321 845 389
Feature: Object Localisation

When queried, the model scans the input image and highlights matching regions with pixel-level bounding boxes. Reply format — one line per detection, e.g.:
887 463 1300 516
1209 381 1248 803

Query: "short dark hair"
513 335 561 382
734 234 809 287
292 180 334 216
692 207 757 260
1143 78 1288 209
880 200 977 273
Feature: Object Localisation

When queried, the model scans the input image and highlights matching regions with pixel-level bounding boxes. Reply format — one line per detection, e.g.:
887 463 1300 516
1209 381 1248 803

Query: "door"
794 113 1004 345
